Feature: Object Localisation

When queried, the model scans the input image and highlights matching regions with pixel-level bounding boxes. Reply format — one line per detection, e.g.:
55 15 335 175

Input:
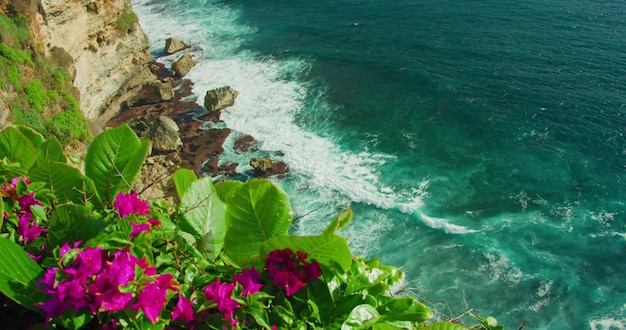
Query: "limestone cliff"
1 0 153 125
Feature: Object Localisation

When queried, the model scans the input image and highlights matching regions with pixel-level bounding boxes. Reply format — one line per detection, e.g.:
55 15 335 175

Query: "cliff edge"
1 0 153 126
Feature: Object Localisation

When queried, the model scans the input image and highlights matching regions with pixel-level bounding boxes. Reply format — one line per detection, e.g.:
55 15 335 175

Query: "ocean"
130 1 626 328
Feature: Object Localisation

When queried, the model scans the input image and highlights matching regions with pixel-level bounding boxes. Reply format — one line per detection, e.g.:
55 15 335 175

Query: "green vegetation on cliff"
0 14 91 145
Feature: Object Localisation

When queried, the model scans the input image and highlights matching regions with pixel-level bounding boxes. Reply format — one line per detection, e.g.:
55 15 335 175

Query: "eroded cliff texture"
1 0 152 124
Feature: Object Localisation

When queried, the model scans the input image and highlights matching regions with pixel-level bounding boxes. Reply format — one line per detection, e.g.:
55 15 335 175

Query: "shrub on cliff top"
0 123 503 329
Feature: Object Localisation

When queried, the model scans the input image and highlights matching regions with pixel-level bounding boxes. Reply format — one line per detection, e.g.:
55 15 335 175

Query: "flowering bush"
0 124 502 329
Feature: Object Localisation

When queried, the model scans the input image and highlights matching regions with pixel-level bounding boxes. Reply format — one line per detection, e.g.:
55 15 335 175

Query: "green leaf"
378 297 433 323
0 126 38 170
422 322 470 330
307 278 334 322
322 208 353 235
342 304 381 330
223 179 293 267
179 176 226 260
84 124 151 203
372 321 413 330
173 168 197 200
36 136 66 165
214 180 244 203
0 237 46 312
261 235 352 271
15 125 45 148
28 161 101 207
47 204 106 248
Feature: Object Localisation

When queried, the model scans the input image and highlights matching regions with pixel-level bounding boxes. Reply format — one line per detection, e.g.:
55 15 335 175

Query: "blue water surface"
132 1 626 328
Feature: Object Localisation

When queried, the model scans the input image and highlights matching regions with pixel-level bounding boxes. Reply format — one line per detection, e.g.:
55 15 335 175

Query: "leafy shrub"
116 11 138 33
24 79 49 112
0 124 506 330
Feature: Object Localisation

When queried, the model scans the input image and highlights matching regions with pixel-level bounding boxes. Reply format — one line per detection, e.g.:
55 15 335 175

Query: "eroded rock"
204 86 239 112
151 115 182 153
164 37 188 55
171 53 197 77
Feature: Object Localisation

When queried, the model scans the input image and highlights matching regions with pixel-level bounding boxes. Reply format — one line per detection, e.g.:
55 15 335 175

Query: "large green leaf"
322 208 353 235
0 126 38 170
214 180 244 203
0 237 46 312
342 304 381 330
29 161 101 207
378 297 433 323
15 125 45 147
84 124 151 203
47 204 106 248
422 322 470 330
36 136 66 165
173 168 197 200
223 179 293 267
260 235 352 271
179 176 226 260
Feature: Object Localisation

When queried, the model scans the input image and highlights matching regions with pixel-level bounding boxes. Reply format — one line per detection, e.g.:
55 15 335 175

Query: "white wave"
418 212 479 234
590 318 626 330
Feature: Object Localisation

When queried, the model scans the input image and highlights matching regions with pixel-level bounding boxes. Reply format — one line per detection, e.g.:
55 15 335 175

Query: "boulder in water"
203 86 239 112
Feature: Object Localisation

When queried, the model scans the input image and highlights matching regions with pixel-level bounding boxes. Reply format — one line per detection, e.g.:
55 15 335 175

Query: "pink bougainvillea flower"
301 260 322 281
102 319 118 330
147 217 161 227
130 222 151 239
0 176 29 199
233 266 263 296
266 248 322 296
132 274 178 323
37 295 69 324
64 246 103 279
113 191 150 217
172 293 196 323
204 279 240 328
17 215 47 243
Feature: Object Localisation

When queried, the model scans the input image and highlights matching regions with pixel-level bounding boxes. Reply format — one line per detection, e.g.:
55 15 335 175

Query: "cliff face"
1 0 152 124
37 0 152 123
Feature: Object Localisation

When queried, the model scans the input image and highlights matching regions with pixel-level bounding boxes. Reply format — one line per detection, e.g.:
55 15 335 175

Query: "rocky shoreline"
103 39 288 200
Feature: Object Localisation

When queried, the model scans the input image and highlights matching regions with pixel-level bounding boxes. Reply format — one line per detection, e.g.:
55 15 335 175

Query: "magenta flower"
64 246 103 279
113 191 150 217
130 222 150 239
204 279 240 327
266 248 322 296
17 214 46 243
132 274 177 323
172 293 196 323
233 266 263 296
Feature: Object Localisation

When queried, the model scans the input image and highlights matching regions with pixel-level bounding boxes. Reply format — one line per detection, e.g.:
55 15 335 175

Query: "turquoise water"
132 1 626 328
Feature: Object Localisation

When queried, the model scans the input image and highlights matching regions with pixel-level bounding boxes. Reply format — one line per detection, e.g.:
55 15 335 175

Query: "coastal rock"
250 157 273 172
171 53 197 77
234 134 257 153
204 86 239 112
127 81 174 107
165 37 188 55
249 157 289 178
133 153 180 206
151 115 182 153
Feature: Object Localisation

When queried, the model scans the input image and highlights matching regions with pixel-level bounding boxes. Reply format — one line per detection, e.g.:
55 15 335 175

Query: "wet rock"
204 86 239 112
164 37 188 54
171 53 197 78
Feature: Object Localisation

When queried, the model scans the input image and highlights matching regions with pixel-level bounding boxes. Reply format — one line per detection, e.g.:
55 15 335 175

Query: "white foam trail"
418 212 479 234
